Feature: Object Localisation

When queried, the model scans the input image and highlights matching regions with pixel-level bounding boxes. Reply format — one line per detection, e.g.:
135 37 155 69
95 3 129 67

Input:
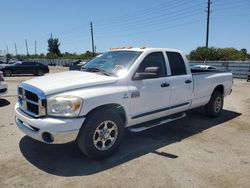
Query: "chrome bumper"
15 103 85 144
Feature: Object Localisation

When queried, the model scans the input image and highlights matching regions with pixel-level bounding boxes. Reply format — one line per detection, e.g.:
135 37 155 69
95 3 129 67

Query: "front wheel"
77 109 124 159
205 91 224 117
3 70 12 77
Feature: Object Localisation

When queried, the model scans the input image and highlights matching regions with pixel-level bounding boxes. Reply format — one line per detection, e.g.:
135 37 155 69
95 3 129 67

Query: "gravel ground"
0 66 249 188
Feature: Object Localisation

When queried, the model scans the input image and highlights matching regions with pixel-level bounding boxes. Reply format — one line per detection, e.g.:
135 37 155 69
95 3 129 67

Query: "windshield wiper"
82 67 114 76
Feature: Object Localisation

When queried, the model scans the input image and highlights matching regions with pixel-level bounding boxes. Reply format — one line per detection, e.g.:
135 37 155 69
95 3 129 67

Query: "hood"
24 71 118 95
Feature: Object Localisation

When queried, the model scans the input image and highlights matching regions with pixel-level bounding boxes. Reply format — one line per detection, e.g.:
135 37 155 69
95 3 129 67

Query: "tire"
3 70 12 77
205 91 224 117
37 70 44 76
77 109 124 159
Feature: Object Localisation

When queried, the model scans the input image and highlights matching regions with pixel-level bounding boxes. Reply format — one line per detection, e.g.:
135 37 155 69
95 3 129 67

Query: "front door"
128 52 171 126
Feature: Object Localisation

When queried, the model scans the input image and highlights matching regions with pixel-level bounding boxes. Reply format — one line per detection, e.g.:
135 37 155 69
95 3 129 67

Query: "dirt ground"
0 67 249 188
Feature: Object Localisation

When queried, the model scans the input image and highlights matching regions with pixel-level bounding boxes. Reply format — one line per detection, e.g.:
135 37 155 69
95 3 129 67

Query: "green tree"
47 37 61 57
5 53 12 60
47 52 58 59
189 47 250 61
240 48 247 60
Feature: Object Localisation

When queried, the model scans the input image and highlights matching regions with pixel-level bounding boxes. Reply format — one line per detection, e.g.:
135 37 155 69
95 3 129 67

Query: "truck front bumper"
15 103 85 144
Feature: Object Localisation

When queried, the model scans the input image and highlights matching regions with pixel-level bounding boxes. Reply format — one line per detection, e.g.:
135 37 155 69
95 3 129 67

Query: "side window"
166 52 187 76
22 62 34 66
136 52 167 78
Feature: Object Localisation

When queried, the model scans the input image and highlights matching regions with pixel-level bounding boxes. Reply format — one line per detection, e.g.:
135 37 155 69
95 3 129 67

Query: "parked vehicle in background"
48 62 56 66
69 60 87 70
0 61 49 77
62 62 70 67
191 65 217 70
0 71 7 95
15 47 233 159
247 69 250 82
0 60 21 68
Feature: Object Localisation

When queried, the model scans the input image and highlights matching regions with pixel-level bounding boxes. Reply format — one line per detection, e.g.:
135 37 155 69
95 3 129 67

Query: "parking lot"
0 66 249 188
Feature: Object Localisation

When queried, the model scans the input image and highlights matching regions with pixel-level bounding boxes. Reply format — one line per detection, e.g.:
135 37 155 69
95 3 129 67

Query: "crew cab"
15 48 233 159
0 61 49 77
0 71 7 96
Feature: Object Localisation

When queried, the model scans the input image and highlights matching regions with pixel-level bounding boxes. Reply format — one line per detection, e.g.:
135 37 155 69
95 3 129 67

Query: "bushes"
189 47 250 61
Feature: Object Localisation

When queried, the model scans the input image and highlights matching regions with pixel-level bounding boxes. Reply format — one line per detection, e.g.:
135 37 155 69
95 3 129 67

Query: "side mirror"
133 66 160 80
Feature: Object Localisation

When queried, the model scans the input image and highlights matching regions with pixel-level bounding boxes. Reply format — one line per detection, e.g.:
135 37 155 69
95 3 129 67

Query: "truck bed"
190 70 233 109
191 68 226 74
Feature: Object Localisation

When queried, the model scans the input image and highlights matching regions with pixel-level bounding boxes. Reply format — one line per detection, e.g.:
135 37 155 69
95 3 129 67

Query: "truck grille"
18 83 46 117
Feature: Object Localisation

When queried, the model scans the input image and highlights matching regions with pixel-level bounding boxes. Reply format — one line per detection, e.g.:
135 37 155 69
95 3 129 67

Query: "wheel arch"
213 84 224 95
84 103 127 125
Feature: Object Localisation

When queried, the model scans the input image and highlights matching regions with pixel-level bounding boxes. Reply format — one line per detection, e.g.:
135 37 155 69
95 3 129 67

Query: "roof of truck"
110 47 183 53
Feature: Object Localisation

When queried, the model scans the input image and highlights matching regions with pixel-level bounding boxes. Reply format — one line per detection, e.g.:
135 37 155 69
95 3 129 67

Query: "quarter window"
166 52 187 76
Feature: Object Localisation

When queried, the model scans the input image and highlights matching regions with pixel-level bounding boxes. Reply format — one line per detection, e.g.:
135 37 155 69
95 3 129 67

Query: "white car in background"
191 65 217 70
0 71 7 96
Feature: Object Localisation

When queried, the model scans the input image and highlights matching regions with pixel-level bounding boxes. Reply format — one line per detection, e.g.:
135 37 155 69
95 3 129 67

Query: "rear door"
21 62 36 74
166 51 193 112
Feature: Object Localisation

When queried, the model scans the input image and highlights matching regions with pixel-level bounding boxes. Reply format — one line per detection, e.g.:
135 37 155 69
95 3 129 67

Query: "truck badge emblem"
131 91 140 98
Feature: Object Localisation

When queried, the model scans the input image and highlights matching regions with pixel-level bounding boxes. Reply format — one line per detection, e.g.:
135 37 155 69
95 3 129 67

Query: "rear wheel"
77 109 124 159
3 70 12 77
205 91 223 117
36 70 44 76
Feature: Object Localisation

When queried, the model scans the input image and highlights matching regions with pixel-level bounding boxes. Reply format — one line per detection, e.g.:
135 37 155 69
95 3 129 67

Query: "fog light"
42 132 54 143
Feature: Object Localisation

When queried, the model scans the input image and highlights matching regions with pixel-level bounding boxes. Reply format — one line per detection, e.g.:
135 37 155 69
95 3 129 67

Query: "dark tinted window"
137 52 167 77
22 62 35 66
166 52 186 76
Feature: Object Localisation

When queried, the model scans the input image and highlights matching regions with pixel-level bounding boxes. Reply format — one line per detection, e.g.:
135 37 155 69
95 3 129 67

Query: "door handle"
185 80 192 84
161 83 170 87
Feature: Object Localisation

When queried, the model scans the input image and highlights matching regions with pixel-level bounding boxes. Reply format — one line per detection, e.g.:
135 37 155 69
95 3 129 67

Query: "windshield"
82 51 141 77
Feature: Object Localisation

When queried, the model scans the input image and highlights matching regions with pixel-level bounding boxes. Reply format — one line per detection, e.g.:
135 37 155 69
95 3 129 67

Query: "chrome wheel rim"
214 97 222 113
93 120 118 151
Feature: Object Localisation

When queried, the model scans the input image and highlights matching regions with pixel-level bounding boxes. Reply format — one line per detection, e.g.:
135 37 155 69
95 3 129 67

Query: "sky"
0 0 250 55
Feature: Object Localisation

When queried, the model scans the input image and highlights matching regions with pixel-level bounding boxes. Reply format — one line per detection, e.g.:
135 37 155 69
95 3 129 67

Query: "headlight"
47 96 83 117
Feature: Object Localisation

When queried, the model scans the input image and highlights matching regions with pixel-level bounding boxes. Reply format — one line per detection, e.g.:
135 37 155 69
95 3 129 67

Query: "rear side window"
166 52 187 76
22 62 34 66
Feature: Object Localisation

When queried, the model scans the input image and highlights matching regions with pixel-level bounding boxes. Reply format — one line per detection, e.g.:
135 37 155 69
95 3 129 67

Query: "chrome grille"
18 83 46 117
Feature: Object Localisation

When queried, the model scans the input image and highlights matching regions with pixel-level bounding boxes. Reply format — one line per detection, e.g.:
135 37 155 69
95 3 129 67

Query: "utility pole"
206 0 211 48
14 43 17 56
35 40 37 55
25 39 29 56
6 46 9 54
90 22 95 57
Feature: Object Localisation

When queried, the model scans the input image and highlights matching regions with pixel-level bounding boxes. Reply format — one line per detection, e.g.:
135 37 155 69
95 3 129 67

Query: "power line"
96 2 206 29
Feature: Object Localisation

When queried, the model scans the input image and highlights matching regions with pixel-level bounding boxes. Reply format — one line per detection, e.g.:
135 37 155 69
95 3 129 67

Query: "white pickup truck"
15 48 233 159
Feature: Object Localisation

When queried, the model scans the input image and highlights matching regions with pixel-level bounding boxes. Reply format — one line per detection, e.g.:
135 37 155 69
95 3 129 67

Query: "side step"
128 112 186 132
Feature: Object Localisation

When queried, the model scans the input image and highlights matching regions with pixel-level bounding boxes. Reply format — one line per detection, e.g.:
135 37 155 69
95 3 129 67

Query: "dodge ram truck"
15 47 233 159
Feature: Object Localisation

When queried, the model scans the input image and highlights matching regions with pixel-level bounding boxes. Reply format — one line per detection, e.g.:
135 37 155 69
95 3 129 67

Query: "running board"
128 112 186 132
